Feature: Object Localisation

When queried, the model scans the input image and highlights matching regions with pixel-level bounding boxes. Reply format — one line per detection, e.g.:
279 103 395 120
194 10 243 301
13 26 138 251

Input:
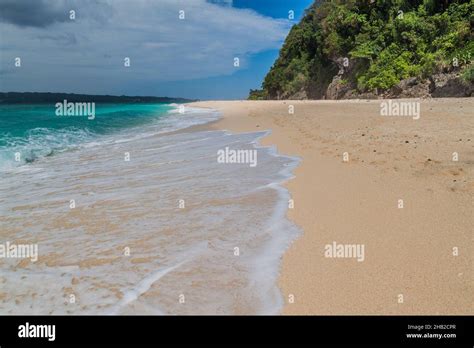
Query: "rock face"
288 88 308 100
431 73 473 97
318 55 473 99
388 77 433 98
326 76 352 100
322 71 473 100
325 57 360 100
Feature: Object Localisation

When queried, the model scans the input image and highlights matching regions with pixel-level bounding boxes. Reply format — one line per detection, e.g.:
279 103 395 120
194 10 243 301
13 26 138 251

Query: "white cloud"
0 0 290 94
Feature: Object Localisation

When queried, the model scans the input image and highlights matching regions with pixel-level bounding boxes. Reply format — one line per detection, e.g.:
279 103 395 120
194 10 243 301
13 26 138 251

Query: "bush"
248 89 267 100
461 65 474 83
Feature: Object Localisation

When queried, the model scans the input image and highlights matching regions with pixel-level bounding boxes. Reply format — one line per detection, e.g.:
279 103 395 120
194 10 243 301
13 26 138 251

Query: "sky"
0 0 313 100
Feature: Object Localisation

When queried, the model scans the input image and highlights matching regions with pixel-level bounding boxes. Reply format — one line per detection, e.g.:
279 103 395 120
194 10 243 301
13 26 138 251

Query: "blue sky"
156 0 314 100
0 0 313 100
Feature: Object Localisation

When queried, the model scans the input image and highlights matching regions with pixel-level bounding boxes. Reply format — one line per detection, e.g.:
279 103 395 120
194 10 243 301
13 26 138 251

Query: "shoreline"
1 104 301 315
190 99 473 315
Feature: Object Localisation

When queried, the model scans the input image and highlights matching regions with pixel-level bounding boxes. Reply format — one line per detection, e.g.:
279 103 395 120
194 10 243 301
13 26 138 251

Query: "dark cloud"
0 0 69 28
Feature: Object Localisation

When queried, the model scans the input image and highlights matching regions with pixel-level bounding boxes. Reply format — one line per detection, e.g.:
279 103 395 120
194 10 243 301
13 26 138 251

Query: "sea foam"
0 106 300 314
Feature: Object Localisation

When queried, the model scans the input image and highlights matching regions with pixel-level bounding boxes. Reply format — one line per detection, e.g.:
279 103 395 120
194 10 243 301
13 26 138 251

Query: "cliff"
249 0 473 100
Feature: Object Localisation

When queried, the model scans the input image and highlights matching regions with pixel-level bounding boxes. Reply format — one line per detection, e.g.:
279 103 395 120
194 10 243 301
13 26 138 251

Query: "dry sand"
189 99 473 315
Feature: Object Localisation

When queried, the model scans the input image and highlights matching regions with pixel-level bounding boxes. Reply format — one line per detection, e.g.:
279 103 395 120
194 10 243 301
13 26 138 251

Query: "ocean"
0 103 300 314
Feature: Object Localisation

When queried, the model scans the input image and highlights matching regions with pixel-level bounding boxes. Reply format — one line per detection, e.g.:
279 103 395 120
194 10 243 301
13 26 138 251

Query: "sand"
189 99 473 315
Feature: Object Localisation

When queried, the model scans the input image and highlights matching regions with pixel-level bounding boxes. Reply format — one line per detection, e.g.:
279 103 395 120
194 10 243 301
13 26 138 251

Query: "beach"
191 99 474 315
0 104 299 314
1 99 472 315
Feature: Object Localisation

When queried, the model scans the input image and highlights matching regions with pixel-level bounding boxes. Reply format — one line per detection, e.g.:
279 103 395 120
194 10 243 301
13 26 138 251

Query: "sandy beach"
190 99 473 315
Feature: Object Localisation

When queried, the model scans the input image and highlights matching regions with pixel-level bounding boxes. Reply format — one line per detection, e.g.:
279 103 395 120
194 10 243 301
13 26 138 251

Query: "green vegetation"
462 64 474 82
251 0 473 99
248 89 268 100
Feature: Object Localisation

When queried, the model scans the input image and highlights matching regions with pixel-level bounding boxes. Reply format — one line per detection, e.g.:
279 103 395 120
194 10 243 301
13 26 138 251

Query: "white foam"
110 261 184 315
0 109 300 315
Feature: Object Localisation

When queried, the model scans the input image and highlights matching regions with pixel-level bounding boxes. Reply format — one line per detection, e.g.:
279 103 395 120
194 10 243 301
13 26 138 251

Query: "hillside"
249 0 473 100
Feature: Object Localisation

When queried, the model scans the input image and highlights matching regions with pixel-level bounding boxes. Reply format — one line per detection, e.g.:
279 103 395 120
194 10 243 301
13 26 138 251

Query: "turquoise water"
0 103 173 168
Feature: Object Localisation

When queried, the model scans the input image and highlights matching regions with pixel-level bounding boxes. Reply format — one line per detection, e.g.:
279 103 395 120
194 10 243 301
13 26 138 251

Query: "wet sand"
191 99 474 314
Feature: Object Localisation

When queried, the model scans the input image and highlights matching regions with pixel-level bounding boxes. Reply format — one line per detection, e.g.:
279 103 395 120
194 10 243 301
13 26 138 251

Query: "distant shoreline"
0 92 197 104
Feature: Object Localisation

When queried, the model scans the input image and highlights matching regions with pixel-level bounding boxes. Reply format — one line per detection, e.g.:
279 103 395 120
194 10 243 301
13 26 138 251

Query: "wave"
0 104 220 173
0 124 300 314
0 127 95 170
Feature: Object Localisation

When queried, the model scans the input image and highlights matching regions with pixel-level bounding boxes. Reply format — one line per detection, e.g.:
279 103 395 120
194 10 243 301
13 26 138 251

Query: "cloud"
36 33 77 45
0 0 290 95
0 0 70 28
206 0 233 7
